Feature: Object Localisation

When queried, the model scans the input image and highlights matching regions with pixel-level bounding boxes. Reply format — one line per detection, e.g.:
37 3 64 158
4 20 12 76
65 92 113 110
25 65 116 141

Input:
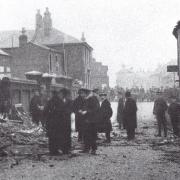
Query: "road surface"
1 102 180 180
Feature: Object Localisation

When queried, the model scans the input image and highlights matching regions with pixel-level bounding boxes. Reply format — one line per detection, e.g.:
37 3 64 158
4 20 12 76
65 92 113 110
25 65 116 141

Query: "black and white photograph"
1 0 180 179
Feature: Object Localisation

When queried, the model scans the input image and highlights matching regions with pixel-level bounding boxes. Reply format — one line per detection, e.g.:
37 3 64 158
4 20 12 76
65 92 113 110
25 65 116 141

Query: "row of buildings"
0 8 109 111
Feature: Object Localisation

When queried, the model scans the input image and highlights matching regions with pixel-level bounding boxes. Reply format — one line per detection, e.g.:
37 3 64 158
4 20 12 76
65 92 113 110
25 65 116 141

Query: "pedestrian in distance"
123 91 137 140
153 92 168 138
98 93 113 143
117 91 125 129
73 88 89 142
168 95 180 137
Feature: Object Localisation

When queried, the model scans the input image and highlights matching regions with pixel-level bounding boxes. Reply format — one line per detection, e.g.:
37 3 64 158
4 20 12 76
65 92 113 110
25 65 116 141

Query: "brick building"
0 8 92 88
91 58 109 90
3 30 65 79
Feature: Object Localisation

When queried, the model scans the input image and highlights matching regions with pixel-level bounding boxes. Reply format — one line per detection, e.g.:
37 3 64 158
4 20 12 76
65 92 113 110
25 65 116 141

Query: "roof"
0 30 34 48
32 28 80 45
0 28 81 48
0 49 10 56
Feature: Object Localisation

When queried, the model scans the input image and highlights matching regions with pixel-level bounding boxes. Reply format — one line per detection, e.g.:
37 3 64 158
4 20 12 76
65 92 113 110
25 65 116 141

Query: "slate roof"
0 28 81 48
31 28 80 45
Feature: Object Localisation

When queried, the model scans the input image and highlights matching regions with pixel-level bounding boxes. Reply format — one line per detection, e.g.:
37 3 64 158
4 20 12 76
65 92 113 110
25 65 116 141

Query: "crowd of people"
29 87 138 156
29 86 180 156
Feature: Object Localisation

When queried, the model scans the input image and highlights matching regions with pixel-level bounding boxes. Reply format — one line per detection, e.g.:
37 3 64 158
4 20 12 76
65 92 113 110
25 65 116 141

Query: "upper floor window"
0 66 4 73
6 67 11 73
49 54 52 73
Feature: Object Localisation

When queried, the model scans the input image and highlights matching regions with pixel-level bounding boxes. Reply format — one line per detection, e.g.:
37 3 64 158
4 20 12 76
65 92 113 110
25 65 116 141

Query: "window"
55 55 59 72
6 67 11 72
0 66 4 73
49 54 52 73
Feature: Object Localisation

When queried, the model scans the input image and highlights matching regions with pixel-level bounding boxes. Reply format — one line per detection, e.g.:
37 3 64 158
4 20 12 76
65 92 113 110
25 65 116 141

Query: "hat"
59 88 70 96
78 88 90 94
125 91 131 97
156 91 163 94
99 93 107 97
92 88 99 93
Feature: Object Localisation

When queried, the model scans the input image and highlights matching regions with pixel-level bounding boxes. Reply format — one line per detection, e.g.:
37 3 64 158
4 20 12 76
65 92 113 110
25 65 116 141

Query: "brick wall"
47 43 92 88
3 43 64 79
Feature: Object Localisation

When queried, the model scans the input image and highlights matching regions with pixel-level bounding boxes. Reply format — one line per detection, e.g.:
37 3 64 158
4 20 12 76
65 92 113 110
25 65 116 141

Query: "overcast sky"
0 0 180 86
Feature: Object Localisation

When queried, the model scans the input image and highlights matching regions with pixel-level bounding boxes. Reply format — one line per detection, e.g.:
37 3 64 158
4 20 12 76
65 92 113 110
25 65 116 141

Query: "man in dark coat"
73 88 88 142
153 92 168 137
82 89 100 154
117 92 125 129
30 90 43 125
168 96 180 137
44 88 72 155
123 91 137 140
98 93 113 143
58 88 72 154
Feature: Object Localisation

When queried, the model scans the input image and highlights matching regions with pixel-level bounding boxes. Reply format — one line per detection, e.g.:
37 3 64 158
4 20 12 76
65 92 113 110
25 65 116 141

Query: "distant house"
91 58 109 89
0 8 93 88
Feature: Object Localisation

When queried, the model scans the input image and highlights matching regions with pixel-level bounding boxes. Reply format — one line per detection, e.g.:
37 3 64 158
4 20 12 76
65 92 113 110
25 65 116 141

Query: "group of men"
153 92 180 138
29 87 138 155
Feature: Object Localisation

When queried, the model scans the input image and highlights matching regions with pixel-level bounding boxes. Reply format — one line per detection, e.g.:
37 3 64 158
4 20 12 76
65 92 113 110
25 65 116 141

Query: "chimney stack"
43 7 52 36
81 32 86 42
35 9 43 30
19 27 28 47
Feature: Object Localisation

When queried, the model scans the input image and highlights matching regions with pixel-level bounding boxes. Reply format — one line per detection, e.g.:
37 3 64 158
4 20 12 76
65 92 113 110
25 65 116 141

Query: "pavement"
1 102 180 180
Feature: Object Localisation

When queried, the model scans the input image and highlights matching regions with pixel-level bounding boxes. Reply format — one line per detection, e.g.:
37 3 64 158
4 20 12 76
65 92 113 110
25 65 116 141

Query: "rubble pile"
0 105 47 156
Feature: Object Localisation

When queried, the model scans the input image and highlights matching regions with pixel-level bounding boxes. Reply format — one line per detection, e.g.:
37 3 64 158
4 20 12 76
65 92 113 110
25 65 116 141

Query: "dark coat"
168 102 180 119
123 97 137 130
153 97 168 116
44 96 72 150
73 96 87 132
86 95 100 124
97 99 113 132
29 95 42 123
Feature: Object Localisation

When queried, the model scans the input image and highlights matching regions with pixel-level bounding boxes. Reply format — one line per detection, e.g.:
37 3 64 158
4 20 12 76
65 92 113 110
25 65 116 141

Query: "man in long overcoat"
82 89 100 154
168 95 180 137
98 93 113 143
45 88 72 155
123 91 137 140
153 92 168 137
73 88 88 141
30 90 43 125
58 88 72 154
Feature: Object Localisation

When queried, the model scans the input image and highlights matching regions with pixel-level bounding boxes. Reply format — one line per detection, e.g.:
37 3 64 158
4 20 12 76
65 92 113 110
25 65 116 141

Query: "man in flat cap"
123 91 137 140
168 95 180 137
82 88 100 154
98 93 113 143
73 88 89 142
153 91 168 137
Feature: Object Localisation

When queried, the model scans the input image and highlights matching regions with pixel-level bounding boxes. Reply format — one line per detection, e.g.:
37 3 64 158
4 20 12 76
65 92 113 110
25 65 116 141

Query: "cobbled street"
1 102 180 180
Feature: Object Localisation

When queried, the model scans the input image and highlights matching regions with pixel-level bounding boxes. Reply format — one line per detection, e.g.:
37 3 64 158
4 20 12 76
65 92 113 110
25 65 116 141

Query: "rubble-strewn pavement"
1 102 180 180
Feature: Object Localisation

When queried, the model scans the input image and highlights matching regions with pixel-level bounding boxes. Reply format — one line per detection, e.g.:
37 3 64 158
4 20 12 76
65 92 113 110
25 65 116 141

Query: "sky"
0 0 180 86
